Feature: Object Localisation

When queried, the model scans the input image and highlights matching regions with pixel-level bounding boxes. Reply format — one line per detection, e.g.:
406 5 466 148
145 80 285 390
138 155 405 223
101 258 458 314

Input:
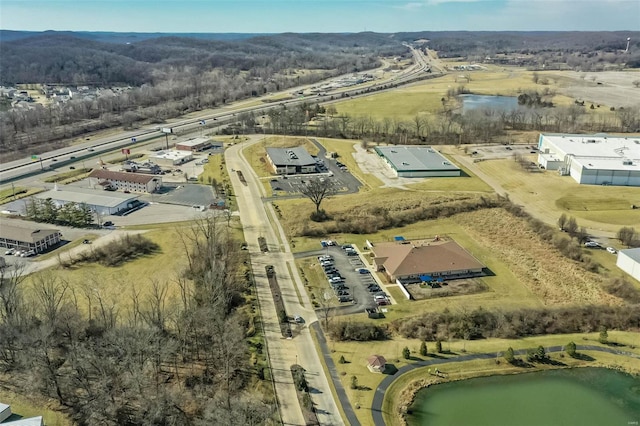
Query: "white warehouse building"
537 133 640 186
617 248 640 282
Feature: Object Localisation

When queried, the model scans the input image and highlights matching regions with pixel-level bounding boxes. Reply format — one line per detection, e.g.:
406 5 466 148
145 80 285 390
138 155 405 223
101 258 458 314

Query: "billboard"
161 128 173 134
121 149 131 155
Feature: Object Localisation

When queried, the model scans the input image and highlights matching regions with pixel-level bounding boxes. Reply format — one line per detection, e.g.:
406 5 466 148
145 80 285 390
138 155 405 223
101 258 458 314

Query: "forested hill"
0 31 404 85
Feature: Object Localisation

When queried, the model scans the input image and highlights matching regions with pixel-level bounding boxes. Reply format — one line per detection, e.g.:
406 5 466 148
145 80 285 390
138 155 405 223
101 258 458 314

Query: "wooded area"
0 216 277 425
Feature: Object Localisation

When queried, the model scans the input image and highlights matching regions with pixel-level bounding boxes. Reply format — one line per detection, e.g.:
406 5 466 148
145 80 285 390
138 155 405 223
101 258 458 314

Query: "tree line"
0 215 277 425
0 32 406 160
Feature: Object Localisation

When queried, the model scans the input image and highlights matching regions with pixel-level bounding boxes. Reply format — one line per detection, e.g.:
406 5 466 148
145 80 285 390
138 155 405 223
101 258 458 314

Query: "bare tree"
558 213 568 231
299 177 337 217
617 226 637 247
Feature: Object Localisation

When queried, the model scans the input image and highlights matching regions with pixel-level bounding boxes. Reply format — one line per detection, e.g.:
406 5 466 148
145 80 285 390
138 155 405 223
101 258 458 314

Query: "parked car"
606 247 617 254
318 255 333 261
368 286 381 293
584 241 601 248
338 296 353 303
14 250 23 257
4 248 15 255
103 221 114 227
293 315 304 324
82 239 92 244
355 268 369 274
328 277 344 284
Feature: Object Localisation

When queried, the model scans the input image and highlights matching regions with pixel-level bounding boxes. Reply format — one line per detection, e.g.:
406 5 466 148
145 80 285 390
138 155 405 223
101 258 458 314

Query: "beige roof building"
367 355 387 373
0 222 62 253
371 238 485 282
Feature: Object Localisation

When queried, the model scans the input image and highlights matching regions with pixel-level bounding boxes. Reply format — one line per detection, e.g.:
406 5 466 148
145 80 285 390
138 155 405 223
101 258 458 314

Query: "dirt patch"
546 70 640 108
403 278 488 300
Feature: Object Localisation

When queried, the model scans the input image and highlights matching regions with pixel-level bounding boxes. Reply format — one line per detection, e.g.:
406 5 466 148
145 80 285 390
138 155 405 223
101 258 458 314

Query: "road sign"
121 149 130 155
131 137 137 143
161 127 172 134
31 155 38 160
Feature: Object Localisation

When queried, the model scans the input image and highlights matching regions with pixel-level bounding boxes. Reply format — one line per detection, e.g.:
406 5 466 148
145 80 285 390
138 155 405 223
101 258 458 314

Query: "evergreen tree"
402 346 411 360
504 347 515 364
435 340 443 353
565 342 577 358
419 341 428 356
41 198 58 223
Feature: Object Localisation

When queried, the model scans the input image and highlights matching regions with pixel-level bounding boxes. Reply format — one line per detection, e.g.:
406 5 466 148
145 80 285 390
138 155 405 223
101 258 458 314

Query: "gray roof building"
374 146 461 178
266 147 317 175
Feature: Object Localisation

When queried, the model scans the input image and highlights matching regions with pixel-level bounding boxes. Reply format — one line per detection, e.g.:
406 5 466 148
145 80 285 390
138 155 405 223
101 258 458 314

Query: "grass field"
473 158 640 231
315 138 383 190
327 331 640 426
43 168 92 183
24 227 190 319
0 187 44 204
334 67 574 121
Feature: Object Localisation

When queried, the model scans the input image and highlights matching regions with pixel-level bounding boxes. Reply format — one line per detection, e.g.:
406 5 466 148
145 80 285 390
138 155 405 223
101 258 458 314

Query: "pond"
460 94 519 113
407 368 640 426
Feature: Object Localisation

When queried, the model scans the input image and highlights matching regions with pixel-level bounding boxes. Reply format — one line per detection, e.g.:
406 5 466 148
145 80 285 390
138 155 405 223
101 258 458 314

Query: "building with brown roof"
0 221 62 253
367 355 387 373
371 238 485 282
89 169 162 193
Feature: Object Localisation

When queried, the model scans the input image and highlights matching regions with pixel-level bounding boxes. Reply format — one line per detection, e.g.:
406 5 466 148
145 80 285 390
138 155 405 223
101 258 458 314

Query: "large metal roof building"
374 146 461 178
34 186 140 216
537 133 640 186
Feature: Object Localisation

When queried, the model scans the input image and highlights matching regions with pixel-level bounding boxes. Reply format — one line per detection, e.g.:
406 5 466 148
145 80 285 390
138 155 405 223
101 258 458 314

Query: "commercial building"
537 133 640 186
34 187 141 216
266 147 316 175
149 149 193 166
0 222 62 253
2 416 44 426
1 402 11 422
176 137 213 152
370 237 485 282
374 146 461 178
89 169 162 193
617 248 640 282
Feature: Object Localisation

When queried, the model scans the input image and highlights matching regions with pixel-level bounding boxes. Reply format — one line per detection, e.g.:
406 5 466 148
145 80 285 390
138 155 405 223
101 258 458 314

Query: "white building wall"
397 170 461 178
616 250 640 282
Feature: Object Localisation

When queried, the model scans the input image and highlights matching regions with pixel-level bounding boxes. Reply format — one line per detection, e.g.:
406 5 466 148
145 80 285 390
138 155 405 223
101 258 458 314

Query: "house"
89 169 162 193
371 238 485 282
367 355 387 373
616 248 640 282
0 222 62 253
0 403 11 422
266 147 317 175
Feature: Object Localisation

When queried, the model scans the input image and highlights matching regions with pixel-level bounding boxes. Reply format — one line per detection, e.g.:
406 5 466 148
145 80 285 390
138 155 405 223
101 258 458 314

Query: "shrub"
435 340 443 353
402 346 411 359
328 322 388 341
74 234 159 267
504 347 515 364
565 342 577 358
350 375 358 390
338 355 346 364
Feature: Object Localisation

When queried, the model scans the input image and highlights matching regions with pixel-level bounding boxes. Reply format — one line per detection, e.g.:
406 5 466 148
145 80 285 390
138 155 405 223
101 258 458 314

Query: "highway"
0 45 437 185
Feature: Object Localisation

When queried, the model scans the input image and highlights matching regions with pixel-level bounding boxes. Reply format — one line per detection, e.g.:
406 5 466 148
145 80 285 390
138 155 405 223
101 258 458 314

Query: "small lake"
460 94 519 113
407 368 640 426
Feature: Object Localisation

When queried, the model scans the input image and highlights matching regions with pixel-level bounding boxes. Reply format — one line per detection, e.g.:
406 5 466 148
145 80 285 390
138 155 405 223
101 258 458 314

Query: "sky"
1 0 638 33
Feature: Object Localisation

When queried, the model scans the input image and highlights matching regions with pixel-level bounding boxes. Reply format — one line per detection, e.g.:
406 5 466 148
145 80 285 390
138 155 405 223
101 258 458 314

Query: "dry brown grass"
453 208 620 306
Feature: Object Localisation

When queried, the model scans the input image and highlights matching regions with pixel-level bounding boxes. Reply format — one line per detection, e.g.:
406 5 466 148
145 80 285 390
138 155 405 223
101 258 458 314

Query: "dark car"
103 221 114 227
368 286 381 293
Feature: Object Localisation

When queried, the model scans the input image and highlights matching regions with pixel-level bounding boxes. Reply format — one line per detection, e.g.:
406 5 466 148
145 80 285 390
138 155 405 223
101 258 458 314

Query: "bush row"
392 304 640 341
72 234 159 267
328 322 389 341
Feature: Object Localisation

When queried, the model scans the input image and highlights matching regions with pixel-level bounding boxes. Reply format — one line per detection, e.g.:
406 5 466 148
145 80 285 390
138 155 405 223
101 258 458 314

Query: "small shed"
367 355 387 373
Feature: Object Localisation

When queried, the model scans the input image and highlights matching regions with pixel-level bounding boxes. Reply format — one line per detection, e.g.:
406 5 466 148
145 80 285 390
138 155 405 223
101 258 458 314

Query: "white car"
4 248 15 255
606 247 617 254
584 241 600 248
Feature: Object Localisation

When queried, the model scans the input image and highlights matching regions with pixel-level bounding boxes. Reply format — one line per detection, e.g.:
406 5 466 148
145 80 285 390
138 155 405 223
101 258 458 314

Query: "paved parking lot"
302 243 390 316
469 144 539 161
150 182 216 206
